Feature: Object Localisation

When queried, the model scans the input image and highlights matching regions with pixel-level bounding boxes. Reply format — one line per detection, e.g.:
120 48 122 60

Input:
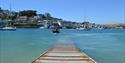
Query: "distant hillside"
111 24 125 27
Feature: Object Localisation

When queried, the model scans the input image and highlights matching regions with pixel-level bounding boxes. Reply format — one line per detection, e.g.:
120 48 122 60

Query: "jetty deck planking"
32 42 97 63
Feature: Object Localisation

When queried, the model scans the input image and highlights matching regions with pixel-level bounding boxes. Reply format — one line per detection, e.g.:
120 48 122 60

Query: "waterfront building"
15 16 28 22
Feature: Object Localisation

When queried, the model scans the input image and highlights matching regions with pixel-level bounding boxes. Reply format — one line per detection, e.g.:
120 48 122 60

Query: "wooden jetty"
32 42 97 63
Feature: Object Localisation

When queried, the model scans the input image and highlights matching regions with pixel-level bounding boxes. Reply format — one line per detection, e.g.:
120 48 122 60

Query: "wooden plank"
32 42 97 63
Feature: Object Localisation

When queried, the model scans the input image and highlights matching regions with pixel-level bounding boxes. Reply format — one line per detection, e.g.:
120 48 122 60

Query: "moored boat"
0 27 16 31
76 27 91 31
52 21 61 34
52 28 60 33
39 26 44 29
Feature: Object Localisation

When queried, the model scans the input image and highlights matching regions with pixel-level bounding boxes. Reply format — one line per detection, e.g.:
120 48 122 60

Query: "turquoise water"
0 29 125 63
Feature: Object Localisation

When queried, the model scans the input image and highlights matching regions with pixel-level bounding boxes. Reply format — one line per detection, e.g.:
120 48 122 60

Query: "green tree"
44 13 52 20
19 10 37 17
0 7 2 12
8 13 18 20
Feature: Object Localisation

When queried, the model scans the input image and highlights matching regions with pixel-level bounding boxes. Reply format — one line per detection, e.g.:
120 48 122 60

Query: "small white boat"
76 28 85 30
39 26 44 29
0 27 16 31
76 27 91 31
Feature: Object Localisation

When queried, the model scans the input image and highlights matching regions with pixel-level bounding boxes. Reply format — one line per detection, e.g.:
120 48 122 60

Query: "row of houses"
0 15 114 29
1 8 124 29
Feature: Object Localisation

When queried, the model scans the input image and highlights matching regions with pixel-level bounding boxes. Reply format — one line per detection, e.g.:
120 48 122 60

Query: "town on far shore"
0 7 125 29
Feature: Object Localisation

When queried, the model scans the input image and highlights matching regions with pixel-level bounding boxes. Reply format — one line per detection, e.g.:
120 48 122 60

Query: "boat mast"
8 0 12 26
0 0 1 8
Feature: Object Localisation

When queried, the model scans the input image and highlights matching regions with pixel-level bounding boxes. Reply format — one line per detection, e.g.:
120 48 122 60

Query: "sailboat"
77 16 92 31
0 26 16 31
0 1 16 31
0 20 16 31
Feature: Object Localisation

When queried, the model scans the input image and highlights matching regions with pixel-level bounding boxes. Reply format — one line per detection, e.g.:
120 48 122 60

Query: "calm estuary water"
0 29 125 63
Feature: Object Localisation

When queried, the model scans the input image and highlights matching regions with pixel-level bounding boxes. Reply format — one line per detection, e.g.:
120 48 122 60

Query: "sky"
0 0 125 24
